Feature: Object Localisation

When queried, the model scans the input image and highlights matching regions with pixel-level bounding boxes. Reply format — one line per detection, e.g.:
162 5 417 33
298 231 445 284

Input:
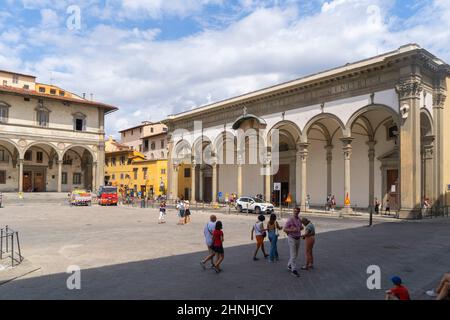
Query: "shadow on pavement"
0 219 449 300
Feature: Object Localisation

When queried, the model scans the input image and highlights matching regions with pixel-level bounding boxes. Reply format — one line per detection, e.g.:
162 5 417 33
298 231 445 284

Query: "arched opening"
191 137 214 202
0 139 20 192
347 105 400 211
305 116 344 208
267 121 301 205
420 110 434 205
215 131 237 202
62 146 95 192
22 142 59 192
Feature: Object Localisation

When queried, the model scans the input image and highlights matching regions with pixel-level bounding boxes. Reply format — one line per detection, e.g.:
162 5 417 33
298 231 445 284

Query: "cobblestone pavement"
0 204 448 299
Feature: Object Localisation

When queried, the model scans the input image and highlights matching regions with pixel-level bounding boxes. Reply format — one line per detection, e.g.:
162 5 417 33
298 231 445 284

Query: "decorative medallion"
57 142 65 150
18 139 27 147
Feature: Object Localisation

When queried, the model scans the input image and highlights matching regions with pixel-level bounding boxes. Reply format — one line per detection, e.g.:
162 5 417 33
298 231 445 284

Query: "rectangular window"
2 80 7 86
73 173 82 185
120 156 125 165
140 128 142 133
143 168 148 179
0 106 8 122
139 145 142 152
151 128 154 133
131 130 134 135
37 110 49 127
36 152 43 163
184 168 191 178
59 91 65 96
120 173 124 179
23 84 29 90
50 89 56 95
151 142 155 150
12 75 18 84
144 140 149 151
0 170 5 184
133 168 138 180
75 118 84 131
0 150 8 162
105 158 109 166
112 174 115 180
63 154 72 165
161 169 166 175
111 158 116 166
62 172 68 185
39 87 46 93
161 140 165 148
24 150 32 161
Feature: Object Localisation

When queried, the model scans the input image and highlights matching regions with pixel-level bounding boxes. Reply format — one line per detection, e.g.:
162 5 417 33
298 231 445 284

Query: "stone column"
57 160 63 193
199 167 203 201
341 137 354 214
396 74 423 218
422 135 435 203
296 143 309 210
191 161 196 203
18 159 24 193
433 88 446 206
325 145 333 196
237 152 243 197
367 141 377 211
92 161 98 192
264 154 272 203
212 161 218 203
172 163 179 201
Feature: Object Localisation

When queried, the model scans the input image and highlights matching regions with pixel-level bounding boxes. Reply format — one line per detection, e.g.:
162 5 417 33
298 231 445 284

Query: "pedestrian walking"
326 194 331 211
374 198 380 215
158 201 167 224
201 215 217 268
184 200 191 224
301 217 315 270
330 195 336 211
283 207 303 277
251 214 269 261
176 200 185 225
200 221 224 273
267 213 282 262
385 199 390 215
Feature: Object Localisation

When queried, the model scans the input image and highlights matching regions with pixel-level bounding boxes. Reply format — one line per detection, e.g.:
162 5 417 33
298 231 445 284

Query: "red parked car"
98 186 118 206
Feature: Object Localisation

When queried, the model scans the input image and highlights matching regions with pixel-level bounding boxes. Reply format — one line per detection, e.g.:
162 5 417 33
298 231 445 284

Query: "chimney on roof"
82 93 86 99
90 93 93 101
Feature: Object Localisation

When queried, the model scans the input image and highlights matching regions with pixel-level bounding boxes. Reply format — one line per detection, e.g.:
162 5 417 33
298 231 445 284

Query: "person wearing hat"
385 276 411 300
301 217 315 270
184 200 191 224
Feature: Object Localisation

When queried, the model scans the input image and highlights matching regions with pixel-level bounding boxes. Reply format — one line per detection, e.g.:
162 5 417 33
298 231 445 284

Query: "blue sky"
1 0 449 137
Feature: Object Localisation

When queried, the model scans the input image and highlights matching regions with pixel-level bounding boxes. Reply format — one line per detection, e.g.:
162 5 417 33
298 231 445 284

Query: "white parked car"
235 197 274 214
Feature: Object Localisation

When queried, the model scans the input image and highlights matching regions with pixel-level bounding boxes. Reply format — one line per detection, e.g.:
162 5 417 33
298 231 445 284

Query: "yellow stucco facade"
104 142 168 197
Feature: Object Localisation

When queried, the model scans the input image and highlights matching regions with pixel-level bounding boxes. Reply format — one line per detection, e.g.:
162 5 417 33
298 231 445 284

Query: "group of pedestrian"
200 215 225 273
374 198 390 215
325 194 336 211
249 207 316 277
176 199 191 225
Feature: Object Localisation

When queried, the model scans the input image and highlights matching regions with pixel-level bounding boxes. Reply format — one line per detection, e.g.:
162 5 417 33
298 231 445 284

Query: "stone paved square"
0 204 449 300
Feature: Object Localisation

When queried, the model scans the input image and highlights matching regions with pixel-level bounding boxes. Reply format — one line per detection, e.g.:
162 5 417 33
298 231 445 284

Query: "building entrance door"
386 169 399 210
34 171 45 192
23 171 32 192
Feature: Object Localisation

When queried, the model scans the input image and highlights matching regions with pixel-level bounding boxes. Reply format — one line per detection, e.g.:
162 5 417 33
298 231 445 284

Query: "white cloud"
2 0 450 139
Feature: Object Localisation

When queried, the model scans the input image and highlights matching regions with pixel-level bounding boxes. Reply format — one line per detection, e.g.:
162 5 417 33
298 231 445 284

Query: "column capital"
296 143 309 159
324 144 334 152
341 137 354 160
340 137 354 146
433 91 446 109
17 159 24 164
395 75 423 100
57 159 63 165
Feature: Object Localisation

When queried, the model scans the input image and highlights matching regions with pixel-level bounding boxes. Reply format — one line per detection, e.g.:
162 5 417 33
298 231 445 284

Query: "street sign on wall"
274 183 281 191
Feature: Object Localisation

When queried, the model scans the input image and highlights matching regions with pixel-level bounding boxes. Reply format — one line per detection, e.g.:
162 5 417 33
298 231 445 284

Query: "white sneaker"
426 290 438 297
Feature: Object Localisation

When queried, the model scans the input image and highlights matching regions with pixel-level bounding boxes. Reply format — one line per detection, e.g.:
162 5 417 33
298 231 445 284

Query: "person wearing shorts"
200 221 224 273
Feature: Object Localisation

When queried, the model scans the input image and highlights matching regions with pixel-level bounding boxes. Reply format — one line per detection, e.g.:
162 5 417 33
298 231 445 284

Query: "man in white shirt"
202 215 217 268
